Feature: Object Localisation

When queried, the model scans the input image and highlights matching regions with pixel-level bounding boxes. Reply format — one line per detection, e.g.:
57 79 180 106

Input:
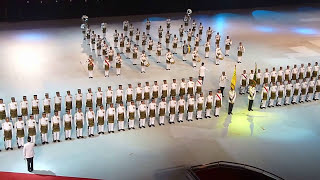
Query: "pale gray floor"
0 5 320 180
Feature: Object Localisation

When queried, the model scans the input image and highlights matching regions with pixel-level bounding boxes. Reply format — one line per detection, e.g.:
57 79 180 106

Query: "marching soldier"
219 72 228 97
86 88 93 110
148 98 157 127
96 35 102 56
263 68 270 85
277 67 284 85
31 95 40 123
291 64 298 83
256 69 262 92
158 25 163 42
166 49 174 70
161 80 169 101
135 28 140 45
156 42 162 63
194 34 200 50
285 66 291 84
136 83 143 107
132 44 138 65
192 19 196 36
314 75 320 100
299 64 305 82
3 117 13 150
86 107 95 137
116 85 124 104
196 76 203 97
76 89 83 110
187 29 192 45
86 55 94 79
51 111 61 142
144 82 151 104
248 84 256 111
126 84 134 107
187 94 195 121
140 50 148 73
172 35 178 54
96 87 103 108
170 79 178 97
86 28 91 45
214 90 223 117
206 27 213 42
199 63 207 83
115 53 123 76
179 78 187 97
237 42 245 63
152 81 160 102
117 103 126 131
158 98 167 125
284 80 293 105
75 108 84 139
277 81 285 106
107 104 115 133
198 22 203 41
240 70 248 95
81 23 86 40
146 18 151 36
0 99 6 126
43 93 51 119
91 31 96 51
165 31 171 50
215 44 223 65
178 95 185 122
225 36 232 56
168 97 177 124
9 97 18 124
15 116 25 148
123 20 129 36
260 83 269 109
108 47 114 63
142 32 147 51
306 77 315 102
65 91 73 111
300 78 308 103
96 106 106 134
214 32 220 47
182 40 188 61
138 101 147 128
270 67 277 84
39 113 49 144
63 109 73 140
228 88 236 115
129 24 134 42
27 115 37 144
292 80 300 104
205 91 213 118
187 77 195 98
20 96 28 122
179 25 184 42
102 41 108 57
148 37 153 56
204 41 210 58
127 101 136 130
312 62 319 78
125 38 131 59
196 93 204 119
192 47 199 68
106 86 113 108
306 63 312 80
54 92 62 116
119 33 125 54
184 15 189 31
101 22 107 37
248 70 255 87
268 82 277 107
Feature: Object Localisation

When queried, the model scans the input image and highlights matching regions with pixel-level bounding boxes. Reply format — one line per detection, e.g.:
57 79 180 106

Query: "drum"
145 61 150 67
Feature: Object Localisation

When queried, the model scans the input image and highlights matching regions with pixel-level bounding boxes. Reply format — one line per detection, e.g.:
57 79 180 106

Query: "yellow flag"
230 65 237 90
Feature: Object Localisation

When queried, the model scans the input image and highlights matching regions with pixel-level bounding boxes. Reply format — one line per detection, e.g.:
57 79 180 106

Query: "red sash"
242 74 247 79
263 87 269 93
197 80 202 86
88 59 94 67
105 60 110 67
216 94 221 101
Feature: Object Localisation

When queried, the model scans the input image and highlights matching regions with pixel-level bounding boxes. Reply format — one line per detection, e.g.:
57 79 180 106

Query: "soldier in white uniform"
182 41 188 61
225 36 232 56
129 24 134 42
96 35 102 56
9 97 18 124
312 62 319 78
116 85 124 104
81 23 86 40
194 34 200 51
115 53 123 76
3 117 13 150
300 78 308 103
179 78 187 97
132 44 139 65
195 76 203 97
166 49 174 70
292 80 300 104
248 85 256 111
101 22 107 37
165 31 171 50
146 18 151 36
215 32 221 47
76 89 83 110
136 83 143 108
192 20 197 36
108 47 114 64
196 93 204 119
256 69 262 92
96 106 106 134
205 91 213 118
147 37 153 56
178 95 186 122
15 116 25 148
214 90 223 117
51 111 61 142
107 104 115 133
86 107 95 137
172 35 178 54
20 96 28 122
260 83 269 109
306 63 312 80
170 79 178 98
27 115 37 144
75 108 84 139
187 94 195 121
0 99 6 126
187 77 195 98
198 23 203 41
86 55 95 79
91 31 96 51
291 64 298 83
206 27 213 42
144 82 151 104
306 77 315 102
140 50 148 73
192 48 199 68
204 41 210 58
123 20 129 36
142 32 147 51
138 101 147 128
54 92 62 117
43 93 51 119
199 63 207 83
103 56 110 78
277 67 284 85
268 82 277 107
228 88 236 115
179 25 184 42
158 98 167 125
187 29 192 45
248 70 255 88
284 66 291 84
126 84 134 107
161 80 169 101
168 97 177 124
237 42 245 63
215 44 223 65
127 101 136 130
299 64 305 83
156 42 162 63
63 109 73 140
263 68 270 86
119 33 125 54
158 25 163 42
152 81 160 103
65 91 73 112
135 28 140 45
284 80 293 105
96 87 103 108
219 72 228 97
125 39 131 59
86 88 93 110
106 86 113 108
102 40 108 57
31 95 39 123
314 75 320 100
39 113 49 144
240 70 248 95
148 98 157 127
117 103 126 131
277 81 285 106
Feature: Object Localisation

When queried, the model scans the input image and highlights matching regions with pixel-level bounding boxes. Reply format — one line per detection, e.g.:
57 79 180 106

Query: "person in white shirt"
140 50 148 73
263 68 270 85
106 86 113 108
116 85 124 104
51 111 61 142
129 23 134 42
115 53 123 76
291 64 298 83
248 85 256 111
136 83 143 107
167 18 171 31
156 42 162 63
144 82 151 104
152 81 160 102
135 28 140 45
248 70 255 88
179 78 186 97
161 80 169 101
260 83 269 109
285 80 293 105
268 82 277 107
196 93 204 120
237 42 245 63
9 97 18 124
219 72 228 97
299 78 308 103
132 44 139 65
86 88 93 110
74 108 84 139
215 32 221 47
187 77 195 98
0 99 7 126
96 106 106 134
228 88 236 115
23 137 35 172
192 48 199 68
76 89 83 110
158 98 167 125
214 90 223 117
166 49 174 70
101 22 107 37
292 81 300 104
256 69 262 92
39 113 49 144
204 41 210 58
306 77 315 102
20 96 29 122
277 81 285 106
172 35 178 54
146 18 151 35
215 44 223 65
104 52 110 77
225 36 232 56
117 103 126 131
312 62 319 78
54 92 62 117
299 64 305 83
43 93 51 119
179 25 184 42
284 66 291 84
170 79 177 98
240 70 248 95
148 98 157 127
2 117 13 150
187 94 195 121
96 87 103 108
168 97 177 124
127 101 136 130
126 84 134 107
86 55 95 79
15 116 25 148
138 101 147 128
65 91 73 111
314 75 320 100
199 22 203 41
86 107 95 137
306 63 312 80
199 63 207 82
196 76 203 97
205 91 214 118
107 104 115 133
178 96 185 122
27 115 37 144
125 38 131 59
147 37 153 56
64 109 73 140
277 67 284 85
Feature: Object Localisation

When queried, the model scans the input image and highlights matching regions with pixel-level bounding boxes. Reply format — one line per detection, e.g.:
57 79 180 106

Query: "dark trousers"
220 87 225 96
248 100 254 111
228 103 234 114
27 157 33 172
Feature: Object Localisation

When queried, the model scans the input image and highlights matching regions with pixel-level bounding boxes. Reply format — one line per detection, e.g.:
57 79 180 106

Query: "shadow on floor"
32 170 56 176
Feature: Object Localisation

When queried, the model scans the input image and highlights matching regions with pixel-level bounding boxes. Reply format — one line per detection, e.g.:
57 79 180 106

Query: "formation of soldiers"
80 14 246 78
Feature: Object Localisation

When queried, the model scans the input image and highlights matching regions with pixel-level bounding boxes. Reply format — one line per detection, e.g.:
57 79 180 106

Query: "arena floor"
0 5 320 180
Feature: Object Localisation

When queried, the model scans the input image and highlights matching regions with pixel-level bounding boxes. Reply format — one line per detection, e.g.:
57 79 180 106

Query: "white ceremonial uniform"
96 109 106 133
54 96 62 116
260 85 269 108
312 65 319 78
196 79 203 96
214 93 222 116
27 118 37 143
178 99 185 122
138 104 147 127
300 81 308 102
237 45 245 63
9 101 18 124
166 51 173 70
116 55 123 75
136 86 143 107
127 105 136 129
148 102 157 126
215 34 221 47
306 65 312 80
126 41 131 58
240 73 248 94
199 66 206 81
196 96 204 119
107 107 115 132
277 84 285 106
179 81 187 96
63 113 73 139
219 75 228 96
284 68 291 83
43 98 51 118
132 46 139 65
291 67 298 83
65 94 73 111
2 121 13 148
179 27 184 42
187 80 195 98
314 78 320 100
172 37 178 54
168 100 177 123
161 83 169 100
199 24 203 40
126 87 134 106
187 97 195 121
263 71 270 85
116 88 124 104
248 73 254 88
170 82 177 97
158 101 167 125
192 50 199 68
152 84 160 102
39 117 49 143
306 79 315 101
140 53 148 73
204 42 210 58
104 58 110 77
15 120 25 147
20 100 29 122
225 38 232 55
215 47 223 65
205 95 214 117
96 90 103 108
135 30 140 45
74 112 84 137
292 82 300 104
86 110 95 136
156 44 162 63
268 85 277 107
117 106 126 130
86 92 93 109
51 115 61 141
144 85 151 103
76 93 83 110
299 66 305 82
285 83 293 105
277 69 284 84
0 103 6 123
106 89 113 107
148 39 153 56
